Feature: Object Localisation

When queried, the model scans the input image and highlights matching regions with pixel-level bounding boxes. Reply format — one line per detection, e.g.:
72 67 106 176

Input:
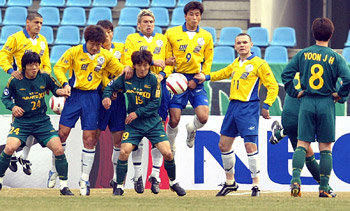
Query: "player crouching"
0 52 73 195
102 50 186 196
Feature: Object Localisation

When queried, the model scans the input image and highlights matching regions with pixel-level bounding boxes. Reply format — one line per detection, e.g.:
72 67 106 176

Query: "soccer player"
48 25 130 196
282 17 350 197
0 52 73 195
102 50 186 197
0 11 51 175
96 20 126 193
123 9 169 194
195 33 279 197
164 1 214 152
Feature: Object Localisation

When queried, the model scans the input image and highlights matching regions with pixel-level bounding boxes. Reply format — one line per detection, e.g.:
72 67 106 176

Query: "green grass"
0 189 349 211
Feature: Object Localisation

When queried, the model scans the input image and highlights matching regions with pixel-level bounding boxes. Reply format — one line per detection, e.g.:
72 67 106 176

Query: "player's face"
24 62 40 79
26 17 43 37
138 15 155 37
134 61 150 78
234 35 253 57
102 27 113 49
185 9 201 30
86 40 102 55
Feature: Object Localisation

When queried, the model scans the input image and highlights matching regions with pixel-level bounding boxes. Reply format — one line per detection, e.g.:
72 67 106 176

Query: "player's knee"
197 115 208 124
162 150 173 161
59 130 69 142
169 118 180 128
4 145 16 155
218 141 230 152
119 149 131 160
53 147 64 156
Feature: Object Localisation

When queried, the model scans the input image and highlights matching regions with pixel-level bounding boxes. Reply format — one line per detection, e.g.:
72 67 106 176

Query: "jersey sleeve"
102 74 125 99
336 54 350 98
45 73 62 96
257 62 279 106
105 53 125 77
123 35 136 67
201 37 214 75
53 48 73 86
135 76 161 118
282 53 300 98
210 63 234 81
0 36 17 73
1 77 16 110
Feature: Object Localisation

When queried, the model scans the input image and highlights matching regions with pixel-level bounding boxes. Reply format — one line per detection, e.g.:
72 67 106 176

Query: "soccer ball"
166 73 188 95
49 96 66 114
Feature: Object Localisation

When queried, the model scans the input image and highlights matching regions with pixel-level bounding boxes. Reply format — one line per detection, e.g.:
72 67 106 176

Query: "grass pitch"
1 188 349 211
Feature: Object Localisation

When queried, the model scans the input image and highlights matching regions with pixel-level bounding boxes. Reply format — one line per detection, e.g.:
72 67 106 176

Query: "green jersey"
2 72 61 121
282 45 350 98
103 71 162 130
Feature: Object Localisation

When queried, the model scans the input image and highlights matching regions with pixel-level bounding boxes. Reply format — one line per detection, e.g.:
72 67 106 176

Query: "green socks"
116 159 128 185
55 154 68 180
0 151 11 177
305 154 320 183
164 159 176 181
291 146 307 185
319 150 332 191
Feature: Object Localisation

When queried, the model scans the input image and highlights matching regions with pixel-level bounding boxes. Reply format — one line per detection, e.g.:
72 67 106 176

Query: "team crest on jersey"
107 79 114 86
81 63 89 70
156 40 164 47
240 64 254 79
179 44 188 52
197 38 205 46
114 51 122 59
40 41 46 50
140 46 148 51
153 47 161 54
97 56 105 65
3 88 9 96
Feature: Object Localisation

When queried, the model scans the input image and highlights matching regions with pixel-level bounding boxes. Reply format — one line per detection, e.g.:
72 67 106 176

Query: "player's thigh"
46 136 64 155
81 91 101 130
315 97 335 143
159 80 171 121
189 84 209 109
169 90 189 109
235 101 259 137
33 119 60 147
281 111 298 150
4 137 22 154
145 121 168 146
7 122 31 147
121 125 143 151
220 101 239 138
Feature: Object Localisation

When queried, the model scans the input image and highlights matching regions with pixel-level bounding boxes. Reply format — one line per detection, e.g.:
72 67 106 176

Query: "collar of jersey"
23 29 39 39
182 23 199 33
139 31 156 37
111 43 115 49
239 52 256 61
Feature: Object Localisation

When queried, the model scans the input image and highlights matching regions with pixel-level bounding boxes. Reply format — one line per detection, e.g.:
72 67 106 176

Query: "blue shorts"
158 80 170 121
59 89 100 130
220 100 259 138
98 93 126 132
169 74 209 109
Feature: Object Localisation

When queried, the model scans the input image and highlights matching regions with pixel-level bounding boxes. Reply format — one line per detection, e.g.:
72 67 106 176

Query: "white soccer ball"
49 96 66 114
166 73 188 95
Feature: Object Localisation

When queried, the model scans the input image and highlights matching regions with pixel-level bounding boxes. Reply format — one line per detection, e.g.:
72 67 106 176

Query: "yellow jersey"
210 54 278 106
101 42 125 88
54 44 124 91
124 32 167 74
0 29 51 73
164 24 214 76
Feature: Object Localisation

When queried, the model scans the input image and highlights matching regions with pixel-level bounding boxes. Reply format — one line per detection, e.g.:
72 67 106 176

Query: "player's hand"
111 92 118 100
165 57 176 66
11 70 23 80
194 73 206 84
63 84 71 96
12 106 24 117
56 88 70 97
188 80 197 90
158 74 164 82
153 60 165 69
125 112 138 124
123 66 133 80
262 108 270 119
297 90 304 98
332 92 341 102
102 97 112 110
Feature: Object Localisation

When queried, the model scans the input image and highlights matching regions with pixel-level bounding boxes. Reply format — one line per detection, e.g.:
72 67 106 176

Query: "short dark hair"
312 17 334 41
184 1 204 15
84 25 106 44
96 20 114 31
236 33 252 41
27 12 42 21
131 50 153 66
21 52 41 73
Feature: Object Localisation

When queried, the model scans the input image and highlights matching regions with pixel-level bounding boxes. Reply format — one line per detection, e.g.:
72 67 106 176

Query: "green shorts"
8 117 58 147
298 95 335 143
122 120 168 148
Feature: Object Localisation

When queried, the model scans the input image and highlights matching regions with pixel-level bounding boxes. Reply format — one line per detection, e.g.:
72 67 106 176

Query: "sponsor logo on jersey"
144 85 151 89
153 47 161 54
179 45 188 52
19 88 26 91
140 46 148 51
81 64 89 70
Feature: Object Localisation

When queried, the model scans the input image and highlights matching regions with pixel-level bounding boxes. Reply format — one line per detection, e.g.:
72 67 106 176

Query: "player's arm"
135 77 161 118
195 63 234 83
1 77 16 111
201 36 214 76
0 36 17 74
102 75 125 109
53 48 73 87
281 54 300 98
257 62 279 107
105 52 127 77
44 73 70 97
335 55 350 98
123 35 136 67
41 38 52 74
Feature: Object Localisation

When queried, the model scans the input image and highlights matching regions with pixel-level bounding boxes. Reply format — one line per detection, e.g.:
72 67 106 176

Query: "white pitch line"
228 190 285 196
